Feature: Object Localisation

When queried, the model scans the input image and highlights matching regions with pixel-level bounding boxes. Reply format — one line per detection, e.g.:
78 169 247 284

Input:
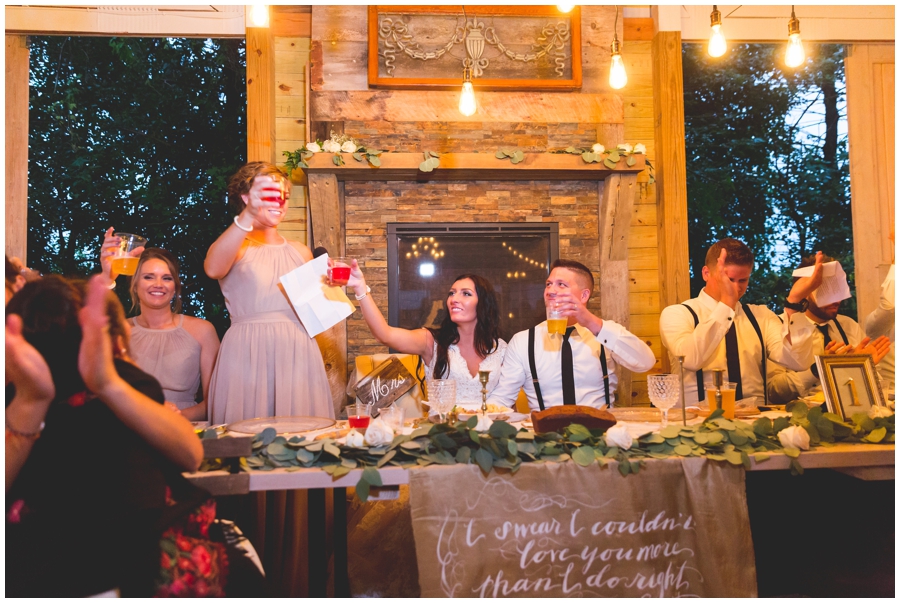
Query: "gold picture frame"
815 354 887 421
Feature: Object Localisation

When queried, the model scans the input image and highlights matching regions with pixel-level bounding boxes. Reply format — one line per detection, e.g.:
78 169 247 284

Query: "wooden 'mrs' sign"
351 356 417 415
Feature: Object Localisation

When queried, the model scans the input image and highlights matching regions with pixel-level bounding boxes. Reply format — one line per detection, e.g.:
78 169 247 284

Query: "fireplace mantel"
304 153 646 413
304 152 646 182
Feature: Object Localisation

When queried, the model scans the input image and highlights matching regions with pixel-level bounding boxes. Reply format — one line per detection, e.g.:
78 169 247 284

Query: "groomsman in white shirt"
659 238 823 405
767 254 892 404
489 259 656 410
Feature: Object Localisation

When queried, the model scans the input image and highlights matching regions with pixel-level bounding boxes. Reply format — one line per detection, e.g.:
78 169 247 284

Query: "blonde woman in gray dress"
99 239 219 421
204 161 333 423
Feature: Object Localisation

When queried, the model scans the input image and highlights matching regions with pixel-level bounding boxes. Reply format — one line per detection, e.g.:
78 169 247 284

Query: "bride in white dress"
343 264 507 408
340 265 507 596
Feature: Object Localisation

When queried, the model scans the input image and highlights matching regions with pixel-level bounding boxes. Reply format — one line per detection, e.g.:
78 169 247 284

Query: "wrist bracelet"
6 420 45 441
233 215 253 232
355 285 371 301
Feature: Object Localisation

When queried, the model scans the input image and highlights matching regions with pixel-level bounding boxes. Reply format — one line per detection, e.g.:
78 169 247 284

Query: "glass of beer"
705 381 737 419
111 233 147 276
328 257 352 286
546 301 567 335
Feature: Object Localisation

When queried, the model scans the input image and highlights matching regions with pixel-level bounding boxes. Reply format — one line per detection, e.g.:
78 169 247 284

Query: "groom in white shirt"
489 259 656 410
659 238 823 404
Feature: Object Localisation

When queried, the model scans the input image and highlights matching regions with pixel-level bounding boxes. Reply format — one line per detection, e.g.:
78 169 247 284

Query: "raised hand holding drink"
328 257 352 286
547 301 567 335
111 232 147 276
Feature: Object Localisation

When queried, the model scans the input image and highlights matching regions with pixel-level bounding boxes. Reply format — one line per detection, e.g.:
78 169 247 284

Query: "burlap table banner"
409 458 757 597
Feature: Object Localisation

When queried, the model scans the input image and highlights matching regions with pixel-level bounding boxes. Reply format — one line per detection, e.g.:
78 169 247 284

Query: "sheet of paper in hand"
349 356 416 416
792 261 851 306
278 254 355 337
409 460 757 598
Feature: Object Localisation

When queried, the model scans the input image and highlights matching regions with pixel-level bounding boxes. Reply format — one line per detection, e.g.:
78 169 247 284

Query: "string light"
459 64 477 116
609 6 627 90
785 6 805 68
557 4 575 13
247 4 270 28
708 5 726 58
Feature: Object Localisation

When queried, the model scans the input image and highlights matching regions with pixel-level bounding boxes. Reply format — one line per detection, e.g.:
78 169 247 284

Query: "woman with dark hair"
6 275 204 596
99 239 219 421
345 263 506 409
204 161 332 422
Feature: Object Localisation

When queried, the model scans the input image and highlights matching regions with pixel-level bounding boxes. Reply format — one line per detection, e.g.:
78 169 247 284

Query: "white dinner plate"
227 415 336 435
457 411 528 423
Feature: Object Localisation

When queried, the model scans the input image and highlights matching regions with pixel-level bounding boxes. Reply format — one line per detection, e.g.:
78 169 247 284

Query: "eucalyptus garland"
199 403 893 503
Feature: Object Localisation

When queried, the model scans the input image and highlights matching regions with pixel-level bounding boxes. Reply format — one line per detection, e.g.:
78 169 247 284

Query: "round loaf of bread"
531 405 617 434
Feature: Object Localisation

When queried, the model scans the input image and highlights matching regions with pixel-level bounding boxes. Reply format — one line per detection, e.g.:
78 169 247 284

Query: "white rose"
364 418 394 446
617 143 633 153
341 140 358 153
322 140 342 153
604 423 633 450
345 429 365 448
633 143 647 154
591 143 605 154
305 141 321 153
474 414 494 432
868 405 894 419
777 425 810 451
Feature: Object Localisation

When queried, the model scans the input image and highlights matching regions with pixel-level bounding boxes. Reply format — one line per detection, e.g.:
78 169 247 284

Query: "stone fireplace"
304 152 644 413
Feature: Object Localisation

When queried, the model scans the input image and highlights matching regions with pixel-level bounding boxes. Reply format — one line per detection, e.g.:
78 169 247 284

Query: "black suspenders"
831 318 850 345
681 303 768 404
528 326 610 410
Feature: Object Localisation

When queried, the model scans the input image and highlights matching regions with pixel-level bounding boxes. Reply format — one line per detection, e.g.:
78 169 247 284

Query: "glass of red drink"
348 401 372 429
260 179 287 206
329 257 352 286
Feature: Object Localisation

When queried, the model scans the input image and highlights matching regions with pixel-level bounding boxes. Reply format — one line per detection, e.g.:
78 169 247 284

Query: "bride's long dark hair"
427 274 501 379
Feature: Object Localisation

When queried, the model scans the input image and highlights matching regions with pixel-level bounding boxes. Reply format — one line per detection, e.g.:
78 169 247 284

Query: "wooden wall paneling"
579 5 618 94
5 35 29 262
310 90 623 124
846 43 895 322
310 5 368 92
624 18 655 42
651 30 691 372
308 173 348 415
598 174 639 405
595 123 625 151
272 8 311 38
247 26 276 163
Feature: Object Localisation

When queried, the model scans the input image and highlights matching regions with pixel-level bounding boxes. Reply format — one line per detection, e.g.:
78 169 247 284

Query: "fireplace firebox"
387 223 559 343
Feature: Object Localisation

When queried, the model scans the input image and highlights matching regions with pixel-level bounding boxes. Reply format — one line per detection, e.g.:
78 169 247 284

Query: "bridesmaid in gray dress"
99 240 219 421
204 161 333 423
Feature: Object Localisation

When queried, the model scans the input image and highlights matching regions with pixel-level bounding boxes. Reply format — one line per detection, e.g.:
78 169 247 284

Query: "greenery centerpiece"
200 403 893 502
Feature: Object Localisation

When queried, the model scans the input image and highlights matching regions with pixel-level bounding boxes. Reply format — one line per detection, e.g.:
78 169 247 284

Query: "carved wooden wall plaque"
367 6 582 90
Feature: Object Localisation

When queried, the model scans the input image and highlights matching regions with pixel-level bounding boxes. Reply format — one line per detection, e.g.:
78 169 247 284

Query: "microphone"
313 246 329 258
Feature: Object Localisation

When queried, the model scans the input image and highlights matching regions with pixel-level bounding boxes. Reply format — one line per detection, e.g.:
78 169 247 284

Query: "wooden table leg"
307 488 327 597
333 487 350 597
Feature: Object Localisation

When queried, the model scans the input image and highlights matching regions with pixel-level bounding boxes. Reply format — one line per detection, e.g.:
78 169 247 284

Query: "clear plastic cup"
546 301 566 335
111 232 146 276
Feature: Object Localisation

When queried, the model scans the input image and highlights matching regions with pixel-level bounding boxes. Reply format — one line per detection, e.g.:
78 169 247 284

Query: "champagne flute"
647 374 680 429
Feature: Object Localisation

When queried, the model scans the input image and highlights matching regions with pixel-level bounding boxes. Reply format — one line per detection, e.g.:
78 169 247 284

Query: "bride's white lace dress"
424 340 508 409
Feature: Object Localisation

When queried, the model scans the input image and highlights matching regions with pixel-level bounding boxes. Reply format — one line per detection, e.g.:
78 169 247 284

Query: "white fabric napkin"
279 254 355 337
792 260 851 306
